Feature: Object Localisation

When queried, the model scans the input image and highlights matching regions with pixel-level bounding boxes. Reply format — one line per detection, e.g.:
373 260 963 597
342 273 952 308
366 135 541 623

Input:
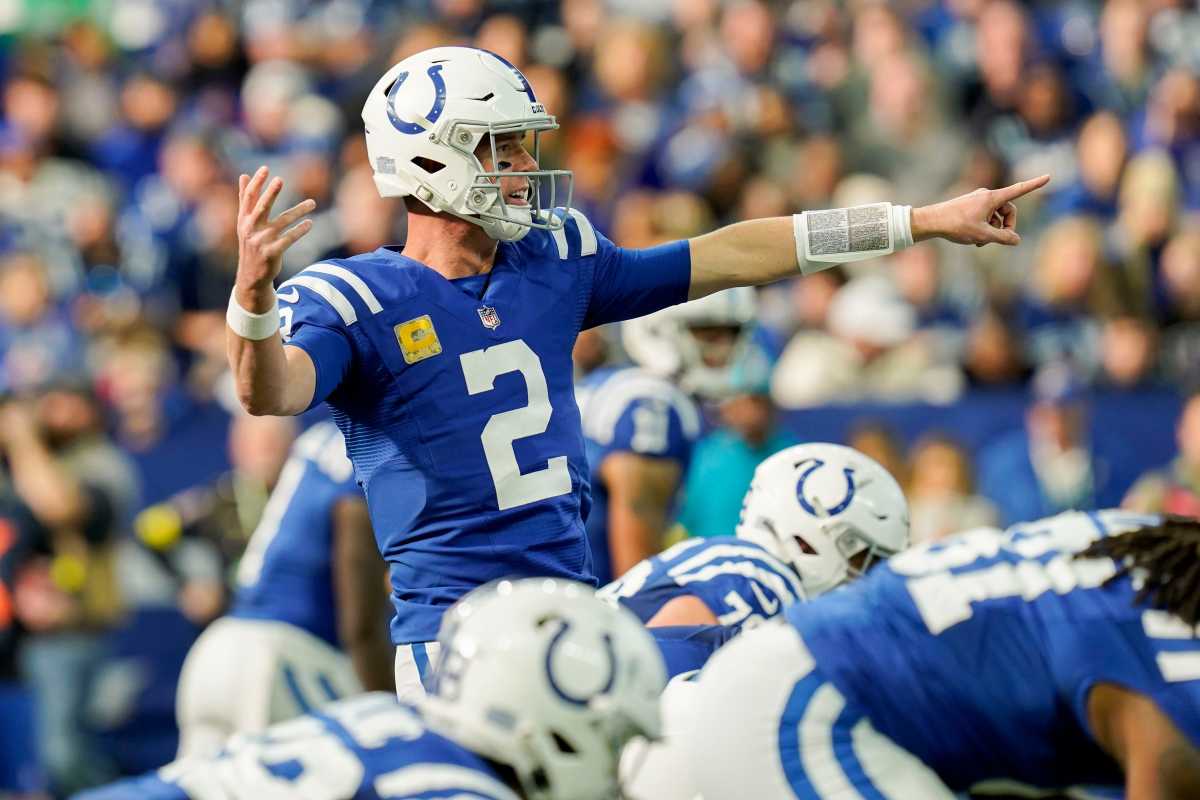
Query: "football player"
575 287 758 584
174 421 392 756
684 510 1200 798
76 579 666 800
600 443 909 631
226 44 1049 698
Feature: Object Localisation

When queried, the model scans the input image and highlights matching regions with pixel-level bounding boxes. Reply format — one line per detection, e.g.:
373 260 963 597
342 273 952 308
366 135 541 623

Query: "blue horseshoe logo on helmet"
545 621 617 706
795 458 857 516
387 64 447 135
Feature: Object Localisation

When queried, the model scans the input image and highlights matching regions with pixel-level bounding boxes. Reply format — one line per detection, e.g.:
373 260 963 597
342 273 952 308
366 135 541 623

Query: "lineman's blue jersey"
279 210 691 643
599 536 805 632
575 366 701 583
650 625 735 678
73 693 520 800
786 509 1200 791
230 421 361 647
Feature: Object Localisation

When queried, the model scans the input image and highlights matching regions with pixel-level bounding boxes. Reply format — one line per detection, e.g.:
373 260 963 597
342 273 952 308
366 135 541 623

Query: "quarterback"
225 45 1049 695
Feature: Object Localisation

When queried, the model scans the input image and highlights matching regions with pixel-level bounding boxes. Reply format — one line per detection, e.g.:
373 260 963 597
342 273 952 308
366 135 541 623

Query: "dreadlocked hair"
1075 515 1200 627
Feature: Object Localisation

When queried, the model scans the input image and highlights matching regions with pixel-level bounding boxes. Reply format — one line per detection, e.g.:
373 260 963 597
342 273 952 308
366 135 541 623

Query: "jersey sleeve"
603 391 698 465
542 208 691 328
278 271 355 411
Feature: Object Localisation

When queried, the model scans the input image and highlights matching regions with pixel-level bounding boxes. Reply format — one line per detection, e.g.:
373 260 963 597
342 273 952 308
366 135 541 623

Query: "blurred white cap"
827 275 915 347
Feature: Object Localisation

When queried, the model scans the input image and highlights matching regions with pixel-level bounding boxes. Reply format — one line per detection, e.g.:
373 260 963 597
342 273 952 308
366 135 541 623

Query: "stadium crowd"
0 0 1197 795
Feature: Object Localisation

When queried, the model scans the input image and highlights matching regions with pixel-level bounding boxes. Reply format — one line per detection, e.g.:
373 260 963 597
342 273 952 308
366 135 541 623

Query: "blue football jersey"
73 693 519 800
786 509 1200 791
575 366 701 583
598 536 804 632
279 210 691 643
231 421 362 647
650 624 735 678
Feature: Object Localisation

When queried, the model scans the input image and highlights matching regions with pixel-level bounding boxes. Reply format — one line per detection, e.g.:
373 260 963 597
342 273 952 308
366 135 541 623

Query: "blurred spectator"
976 364 1113 525
847 421 909 490
1159 227 1200 390
771 274 964 408
1098 315 1161 390
676 390 796 540
1124 392 1200 517
1043 111 1128 221
906 433 998 544
3 382 138 795
1012 216 1125 375
0 251 86 393
963 307 1031 388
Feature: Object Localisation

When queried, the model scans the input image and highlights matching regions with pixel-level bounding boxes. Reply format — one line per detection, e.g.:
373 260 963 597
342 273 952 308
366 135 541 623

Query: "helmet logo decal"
795 458 857 517
478 48 538 104
545 621 616 707
387 64 448 135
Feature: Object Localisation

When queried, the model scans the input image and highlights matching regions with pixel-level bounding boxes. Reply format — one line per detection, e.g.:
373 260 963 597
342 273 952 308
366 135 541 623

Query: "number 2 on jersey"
460 340 572 510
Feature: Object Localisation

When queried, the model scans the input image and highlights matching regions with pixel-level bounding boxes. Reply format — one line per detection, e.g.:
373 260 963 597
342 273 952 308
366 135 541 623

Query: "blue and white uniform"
685 510 1200 798
174 422 366 757
77 693 520 800
575 367 700 583
599 537 805 633
279 210 691 655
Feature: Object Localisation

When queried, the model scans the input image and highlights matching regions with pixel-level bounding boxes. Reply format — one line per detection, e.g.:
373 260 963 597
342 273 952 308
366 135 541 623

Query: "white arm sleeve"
793 203 913 274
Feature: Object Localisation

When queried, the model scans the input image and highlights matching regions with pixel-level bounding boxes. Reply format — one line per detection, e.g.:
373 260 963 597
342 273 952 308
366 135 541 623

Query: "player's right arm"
1088 682 1200 799
332 495 395 694
228 167 318 416
600 452 683 580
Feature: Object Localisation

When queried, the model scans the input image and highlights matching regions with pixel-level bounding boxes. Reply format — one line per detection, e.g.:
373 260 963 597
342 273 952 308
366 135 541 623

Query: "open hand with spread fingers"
235 165 317 310
912 174 1051 247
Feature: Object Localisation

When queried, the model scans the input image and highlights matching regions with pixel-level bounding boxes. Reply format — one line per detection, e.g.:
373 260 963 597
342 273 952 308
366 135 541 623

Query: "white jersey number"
460 340 572 511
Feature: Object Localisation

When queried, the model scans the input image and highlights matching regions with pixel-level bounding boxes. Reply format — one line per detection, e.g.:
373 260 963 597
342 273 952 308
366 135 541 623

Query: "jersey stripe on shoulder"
306 264 384 314
567 208 598 256
583 369 701 445
374 764 521 800
549 220 570 260
281 275 359 325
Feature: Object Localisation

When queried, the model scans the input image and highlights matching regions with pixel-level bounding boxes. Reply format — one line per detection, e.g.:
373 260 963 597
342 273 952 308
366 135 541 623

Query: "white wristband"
793 203 913 274
227 291 280 340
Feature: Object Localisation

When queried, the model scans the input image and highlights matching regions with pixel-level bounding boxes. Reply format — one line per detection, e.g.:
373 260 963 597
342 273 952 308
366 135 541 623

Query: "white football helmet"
421 578 667 800
736 443 910 598
622 287 759 399
361 46 572 241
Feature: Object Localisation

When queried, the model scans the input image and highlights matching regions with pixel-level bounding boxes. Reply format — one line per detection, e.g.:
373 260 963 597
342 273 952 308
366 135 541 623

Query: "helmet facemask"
461 119 572 241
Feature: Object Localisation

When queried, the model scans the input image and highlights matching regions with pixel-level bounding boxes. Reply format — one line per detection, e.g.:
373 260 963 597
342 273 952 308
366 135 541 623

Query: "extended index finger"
994 174 1051 204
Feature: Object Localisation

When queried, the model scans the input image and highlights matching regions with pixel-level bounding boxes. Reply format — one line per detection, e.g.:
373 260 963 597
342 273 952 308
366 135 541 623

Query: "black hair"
1076 515 1200 626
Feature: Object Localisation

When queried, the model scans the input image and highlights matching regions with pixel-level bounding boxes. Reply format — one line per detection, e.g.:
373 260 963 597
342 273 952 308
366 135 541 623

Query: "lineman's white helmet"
422 578 667 800
622 287 758 399
362 46 572 242
736 443 910 598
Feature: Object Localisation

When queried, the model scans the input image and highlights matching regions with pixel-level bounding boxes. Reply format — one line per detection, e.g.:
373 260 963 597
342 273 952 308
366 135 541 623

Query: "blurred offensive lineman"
226 44 1050 698
610 442 910 799
574 287 758 584
601 442 909 631
684 510 1200 798
76 579 667 800
175 421 393 757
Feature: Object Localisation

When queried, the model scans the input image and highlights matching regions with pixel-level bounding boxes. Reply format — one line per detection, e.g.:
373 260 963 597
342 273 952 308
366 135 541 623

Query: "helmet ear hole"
793 535 817 555
550 731 577 754
411 157 446 174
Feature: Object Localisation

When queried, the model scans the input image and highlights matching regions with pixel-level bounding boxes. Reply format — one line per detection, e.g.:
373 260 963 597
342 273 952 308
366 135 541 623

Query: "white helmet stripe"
306 264 384 314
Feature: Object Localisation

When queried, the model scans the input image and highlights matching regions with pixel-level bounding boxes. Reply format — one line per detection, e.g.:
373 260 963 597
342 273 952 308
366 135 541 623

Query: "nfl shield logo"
477 306 501 330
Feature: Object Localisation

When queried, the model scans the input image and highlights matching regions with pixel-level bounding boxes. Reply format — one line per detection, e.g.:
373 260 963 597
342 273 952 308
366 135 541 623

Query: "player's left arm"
686 175 1050 299
600 452 683 580
331 496 395 694
1088 682 1200 799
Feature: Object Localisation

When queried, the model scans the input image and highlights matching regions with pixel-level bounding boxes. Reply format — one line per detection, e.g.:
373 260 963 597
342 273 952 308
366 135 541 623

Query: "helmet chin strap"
443 205 533 242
